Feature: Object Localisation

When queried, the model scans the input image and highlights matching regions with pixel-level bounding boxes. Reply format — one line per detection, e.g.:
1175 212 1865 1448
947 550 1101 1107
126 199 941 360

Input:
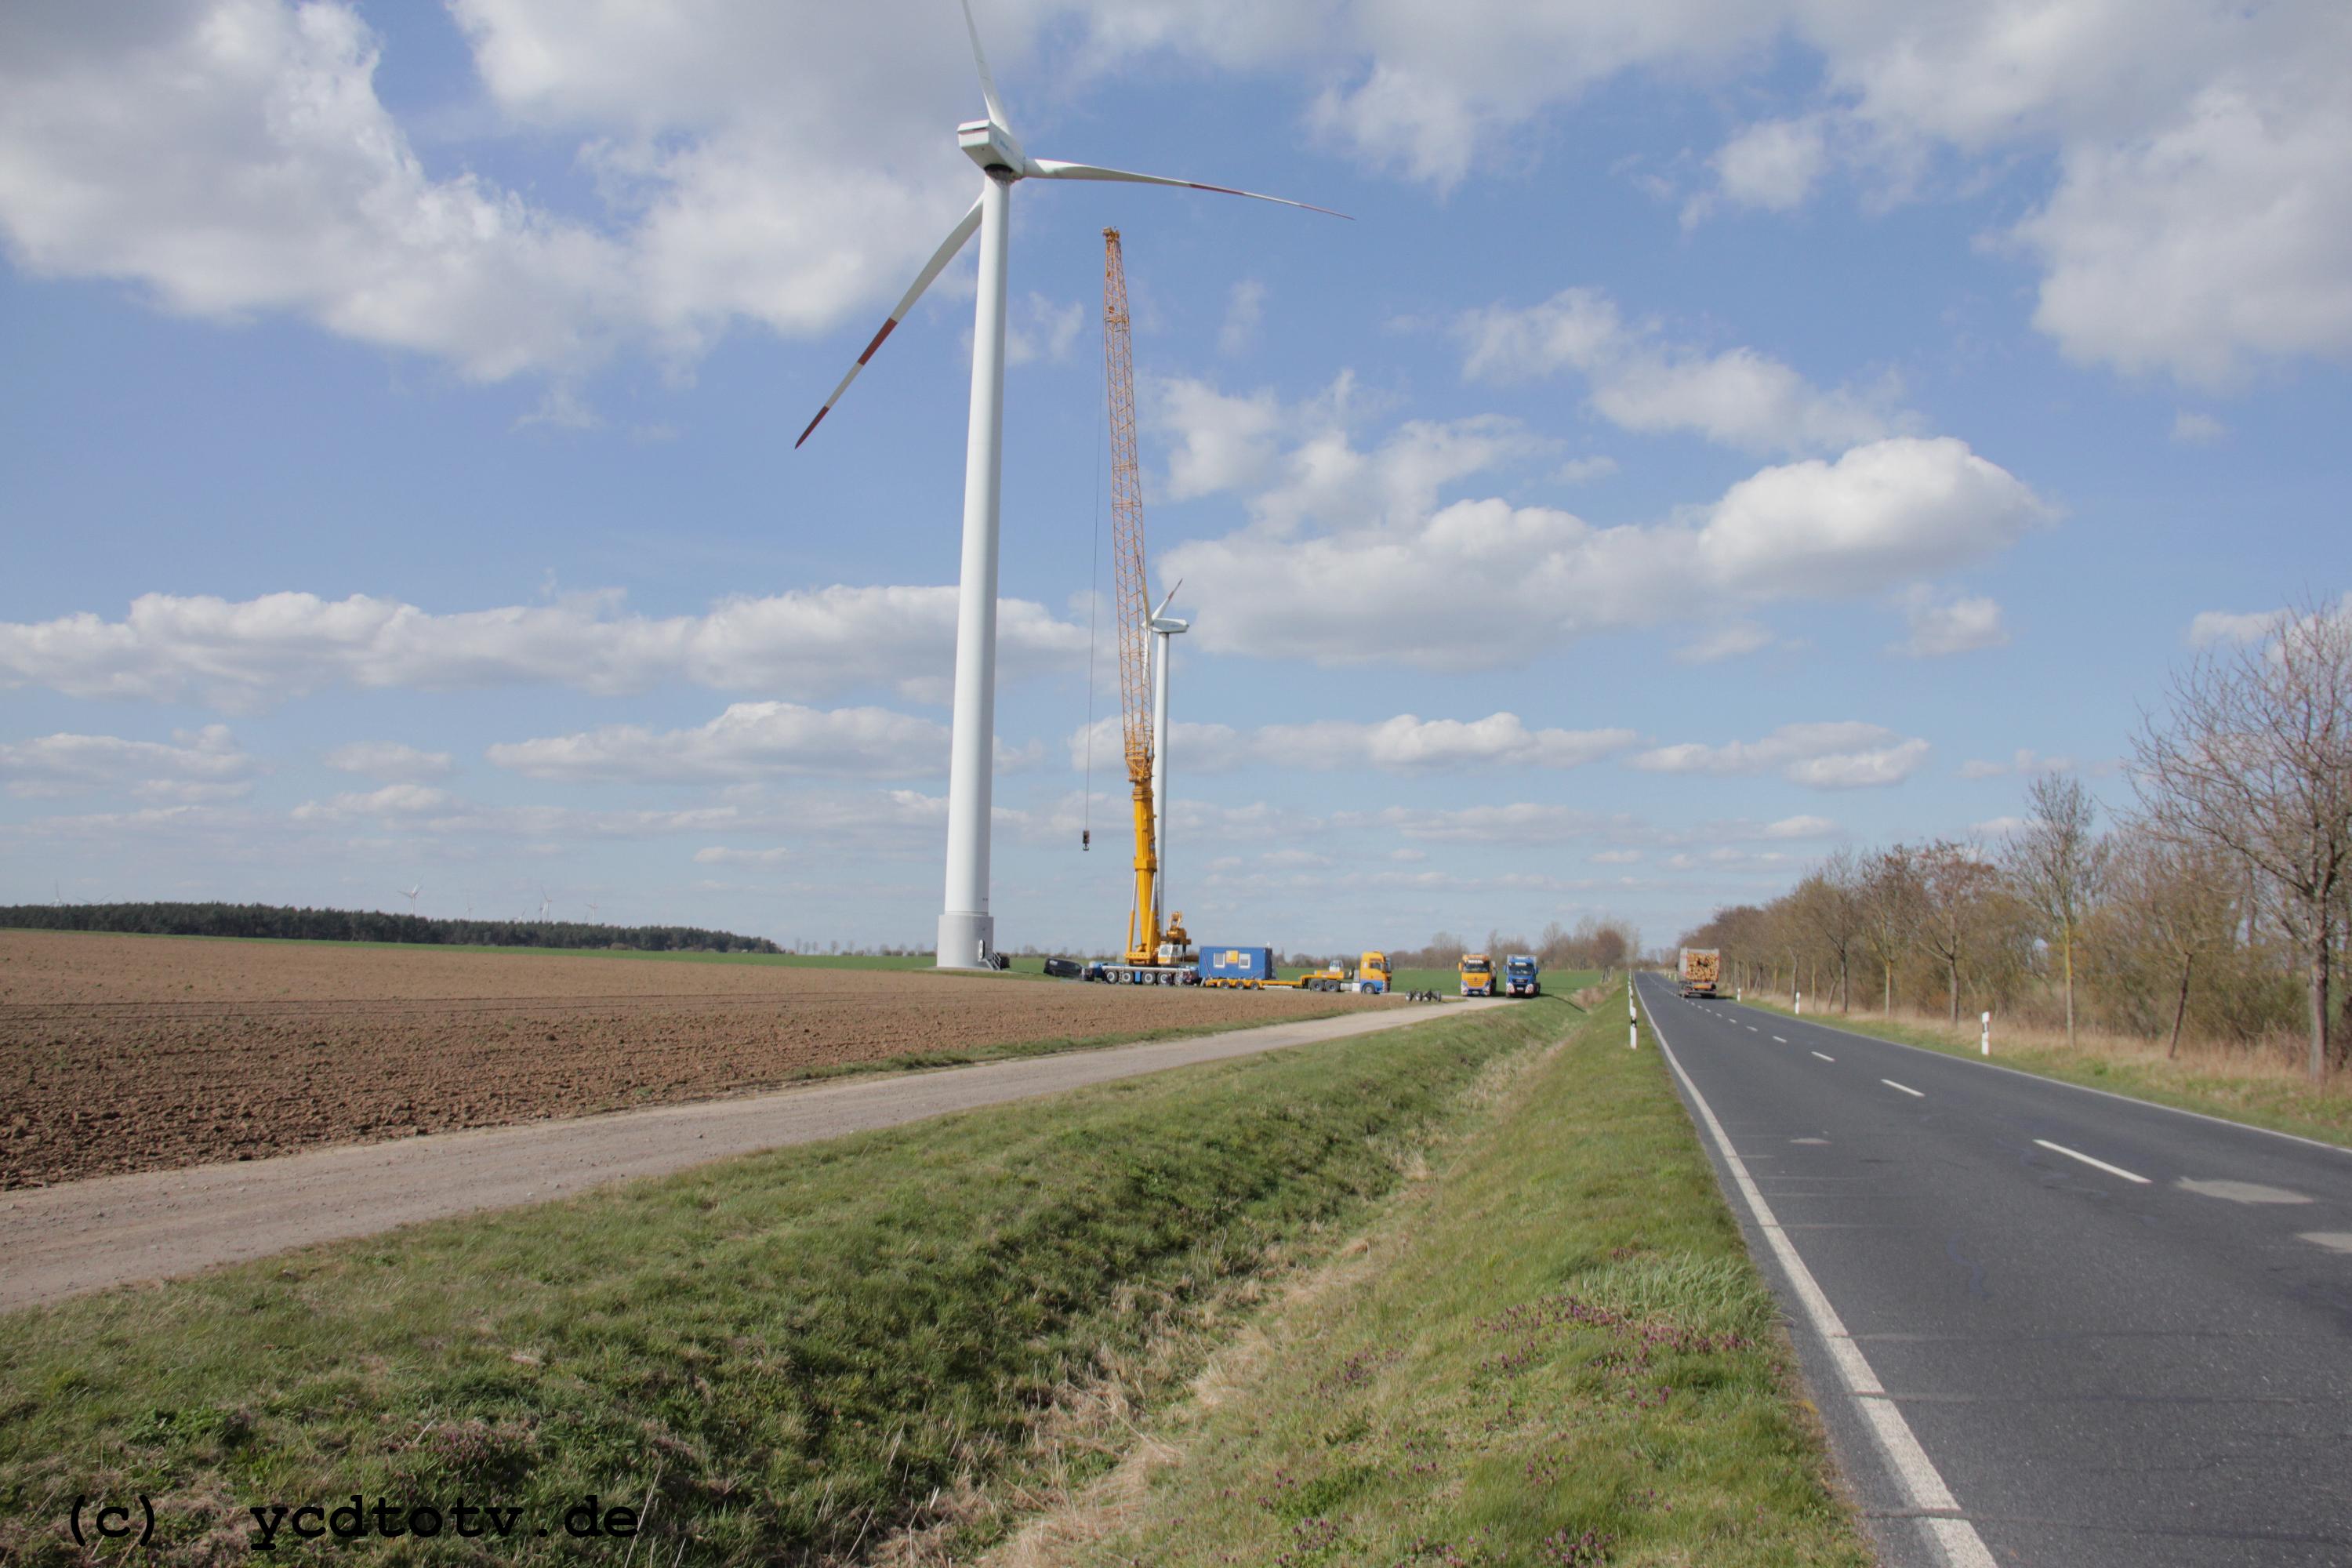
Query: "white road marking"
2296 1232 2352 1254
2032 1139 2150 1185
1882 1080 1925 1098
2176 1178 2311 1205
1811 1051 1836 1062
1747 1025 1760 1033
1644 997 1995 1568
1773 1035 1789 1043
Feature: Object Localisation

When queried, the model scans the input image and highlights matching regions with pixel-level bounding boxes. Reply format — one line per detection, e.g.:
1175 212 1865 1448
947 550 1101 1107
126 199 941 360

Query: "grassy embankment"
1020 987 1866 1568
1737 990 2352 1149
0 1005 1541 1564
1 989 1864 1566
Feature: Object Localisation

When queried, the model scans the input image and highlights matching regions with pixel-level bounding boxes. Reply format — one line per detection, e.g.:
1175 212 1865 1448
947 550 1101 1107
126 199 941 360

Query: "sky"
2 0 2347 956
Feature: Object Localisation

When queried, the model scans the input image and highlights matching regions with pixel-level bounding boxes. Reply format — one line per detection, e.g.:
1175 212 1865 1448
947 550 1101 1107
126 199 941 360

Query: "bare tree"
1793 850 1866 1011
2005 772 2111 1047
1858 847 1922 1014
2108 831 2240 1057
1915 840 2001 1025
2134 596 2352 1080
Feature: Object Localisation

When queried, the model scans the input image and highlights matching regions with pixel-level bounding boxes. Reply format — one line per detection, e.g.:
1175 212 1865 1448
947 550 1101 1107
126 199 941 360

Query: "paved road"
1636 975 2352 1568
1 1000 1493 1312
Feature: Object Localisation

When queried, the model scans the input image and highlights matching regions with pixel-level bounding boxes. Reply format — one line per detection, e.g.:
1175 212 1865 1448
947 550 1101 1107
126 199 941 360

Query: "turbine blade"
1028 159 1350 219
960 0 1011 132
796 194 986 448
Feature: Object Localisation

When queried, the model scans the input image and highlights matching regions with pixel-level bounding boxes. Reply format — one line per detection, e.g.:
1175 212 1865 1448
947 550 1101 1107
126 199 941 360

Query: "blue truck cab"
1504 955 1541 997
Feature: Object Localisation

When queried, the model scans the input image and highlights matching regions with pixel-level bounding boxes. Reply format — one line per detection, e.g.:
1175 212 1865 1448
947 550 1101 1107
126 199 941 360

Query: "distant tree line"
1379 915 1642 974
1679 594 2351 1081
0 901 781 954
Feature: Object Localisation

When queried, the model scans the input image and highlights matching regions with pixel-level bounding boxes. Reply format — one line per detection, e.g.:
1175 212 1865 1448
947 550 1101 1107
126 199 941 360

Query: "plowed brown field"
0 931 1381 1188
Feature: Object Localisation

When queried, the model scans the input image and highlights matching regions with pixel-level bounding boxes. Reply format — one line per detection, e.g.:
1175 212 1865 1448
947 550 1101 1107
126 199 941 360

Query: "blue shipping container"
1198 946 1276 982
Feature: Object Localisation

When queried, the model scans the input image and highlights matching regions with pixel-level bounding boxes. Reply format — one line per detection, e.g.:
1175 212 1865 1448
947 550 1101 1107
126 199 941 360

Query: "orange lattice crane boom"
1102 229 1188 969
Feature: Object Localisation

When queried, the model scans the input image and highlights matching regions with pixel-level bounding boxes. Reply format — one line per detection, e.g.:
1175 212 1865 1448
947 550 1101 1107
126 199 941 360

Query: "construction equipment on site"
1679 947 1722 998
1089 229 1196 986
791 4 1341 972
1458 953 1497 997
1504 955 1541 997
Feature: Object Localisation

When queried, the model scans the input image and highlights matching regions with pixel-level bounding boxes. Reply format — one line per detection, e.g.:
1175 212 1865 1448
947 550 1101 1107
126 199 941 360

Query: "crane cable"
1080 358 1104 851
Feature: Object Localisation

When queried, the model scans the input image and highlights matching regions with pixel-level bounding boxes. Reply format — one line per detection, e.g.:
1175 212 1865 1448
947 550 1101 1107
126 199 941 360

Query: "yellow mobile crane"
1097 229 1194 985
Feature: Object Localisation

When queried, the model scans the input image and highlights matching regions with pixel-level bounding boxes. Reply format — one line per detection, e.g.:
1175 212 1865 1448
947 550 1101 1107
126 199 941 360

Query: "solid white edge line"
1641 980 1993 1567
1812 1051 1836 1062
2032 1138 2151 1185
1882 1079 1925 1098
1728 1000 2352 1161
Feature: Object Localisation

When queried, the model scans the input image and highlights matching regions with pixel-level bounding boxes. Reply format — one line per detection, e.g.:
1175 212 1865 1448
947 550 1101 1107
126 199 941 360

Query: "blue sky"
2 0 2347 953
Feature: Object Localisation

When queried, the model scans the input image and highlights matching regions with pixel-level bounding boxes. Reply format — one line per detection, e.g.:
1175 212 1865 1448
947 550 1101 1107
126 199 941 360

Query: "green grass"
0 1006 1555 1566
1062 985 1869 1568
1738 997 2352 1150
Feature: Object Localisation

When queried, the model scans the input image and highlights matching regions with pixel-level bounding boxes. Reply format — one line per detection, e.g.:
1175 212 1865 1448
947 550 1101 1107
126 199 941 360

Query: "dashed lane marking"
1882 1080 1925 1098
2032 1138 2150 1185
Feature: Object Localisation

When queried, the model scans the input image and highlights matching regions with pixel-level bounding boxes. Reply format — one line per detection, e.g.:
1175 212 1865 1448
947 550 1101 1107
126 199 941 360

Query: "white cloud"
5 1 2347 395
1370 803 1617 844
1067 711 1637 775
1155 373 1545 532
2011 71 2352 388
1958 748 2074 780
1673 620 1773 665
1457 287 1907 455
1554 455 1618 485
1219 278 1266 356
1631 721 1929 790
488 702 956 783
1759 815 1839 839
2187 607 2287 648
1164 434 2050 670
1710 116 1828 212
1893 591 2008 658
1591 848 1643 864
0 725 255 801
694 845 790 866
1003 292 1083 366
292 783 452 821
323 741 452 780
0 585 1087 712
2171 411 2226 445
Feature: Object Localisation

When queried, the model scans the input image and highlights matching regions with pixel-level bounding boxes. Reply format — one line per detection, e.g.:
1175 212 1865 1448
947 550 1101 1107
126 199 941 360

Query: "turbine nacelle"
958 119 1028 178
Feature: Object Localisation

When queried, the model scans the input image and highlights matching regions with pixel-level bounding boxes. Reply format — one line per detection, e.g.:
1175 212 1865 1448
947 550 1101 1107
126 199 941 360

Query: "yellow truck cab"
1357 952 1393 994
1458 953 1496 997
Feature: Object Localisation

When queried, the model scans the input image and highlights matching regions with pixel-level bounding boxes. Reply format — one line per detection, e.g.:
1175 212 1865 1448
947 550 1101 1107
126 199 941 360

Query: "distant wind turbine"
587 901 601 924
795 0 1343 969
537 888 553 920
400 884 422 916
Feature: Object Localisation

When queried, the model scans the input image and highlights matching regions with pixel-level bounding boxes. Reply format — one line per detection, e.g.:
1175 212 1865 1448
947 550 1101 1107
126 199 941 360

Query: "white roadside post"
1795 988 1803 1016
1981 1010 1991 1056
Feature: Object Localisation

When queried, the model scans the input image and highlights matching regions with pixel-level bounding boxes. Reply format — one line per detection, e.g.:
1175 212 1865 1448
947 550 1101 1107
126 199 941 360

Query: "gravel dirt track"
0 1003 1496 1311
0 931 1384 1188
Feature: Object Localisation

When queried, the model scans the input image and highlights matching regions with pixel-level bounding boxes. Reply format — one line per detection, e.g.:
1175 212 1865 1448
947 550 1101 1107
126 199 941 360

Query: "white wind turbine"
1147 583 1189 929
400 884 422 916
797 1 1343 970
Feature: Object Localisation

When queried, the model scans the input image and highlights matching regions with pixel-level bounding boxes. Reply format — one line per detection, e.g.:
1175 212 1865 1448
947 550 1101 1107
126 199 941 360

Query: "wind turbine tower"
401 884 422 916
1148 585 1189 928
795 2 1341 969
